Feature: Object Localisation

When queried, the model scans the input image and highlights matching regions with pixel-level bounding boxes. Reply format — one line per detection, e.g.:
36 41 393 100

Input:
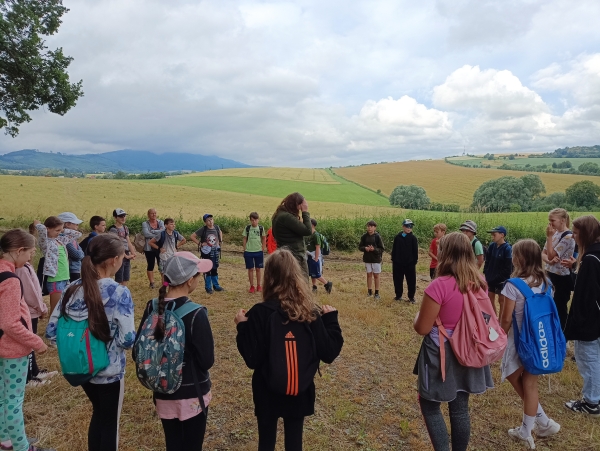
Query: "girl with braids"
235 249 344 451
134 252 214 451
45 234 136 451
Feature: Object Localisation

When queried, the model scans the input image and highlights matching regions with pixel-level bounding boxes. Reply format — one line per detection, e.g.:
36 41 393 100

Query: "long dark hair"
271 192 304 222
572 215 600 268
61 234 124 342
154 274 200 341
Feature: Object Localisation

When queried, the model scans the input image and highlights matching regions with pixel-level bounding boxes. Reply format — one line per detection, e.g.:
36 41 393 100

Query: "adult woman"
563 215 600 416
271 193 312 274
413 232 494 451
46 234 136 451
142 208 165 288
0 229 51 451
542 208 575 329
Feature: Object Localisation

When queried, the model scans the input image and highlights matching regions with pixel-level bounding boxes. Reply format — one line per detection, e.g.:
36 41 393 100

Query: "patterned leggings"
0 356 29 451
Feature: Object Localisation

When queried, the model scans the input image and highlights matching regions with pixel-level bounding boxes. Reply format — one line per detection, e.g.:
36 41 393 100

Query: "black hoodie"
391 232 418 266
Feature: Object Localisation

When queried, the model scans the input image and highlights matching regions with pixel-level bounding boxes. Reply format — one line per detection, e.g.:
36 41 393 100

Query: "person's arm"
66 241 85 262
111 288 136 350
413 293 442 335
475 242 484 269
314 244 321 261
149 237 160 250
236 306 268 370
413 235 419 264
476 254 484 269
0 279 45 351
242 229 248 250
391 236 398 262
177 235 186 248
281 212 313 237
190 232 199 245
126 233 136 259
313 307 344 364
218 226 223 243
141 221 152 239
377 234 385 252
261 231 267 252
428 240 437 260
34 222 48 252
358 235 367 252
500 297 516 334
545 225 558 261
132 301 152 361
190 308 215 371
57 228 82 245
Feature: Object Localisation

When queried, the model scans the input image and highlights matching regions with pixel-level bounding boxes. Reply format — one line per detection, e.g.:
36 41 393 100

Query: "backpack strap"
0 272 27 340
506 278 534 298
558 230 573 243
245 225 251 235
174 301 202 318
434 317 451 382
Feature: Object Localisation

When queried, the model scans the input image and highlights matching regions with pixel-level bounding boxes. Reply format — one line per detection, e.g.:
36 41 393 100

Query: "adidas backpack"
507 278 566 375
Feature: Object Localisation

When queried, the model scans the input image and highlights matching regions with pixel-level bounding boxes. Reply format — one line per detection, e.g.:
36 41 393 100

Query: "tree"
520 174 545 199
389 185 430 210
578 162 600 174
471 174 546 212
565 180 600 209
0 0 83 136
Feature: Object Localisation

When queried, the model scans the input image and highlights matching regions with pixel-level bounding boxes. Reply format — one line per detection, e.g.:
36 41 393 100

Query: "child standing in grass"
499 240 560 449
391 219 418 304
191 214 224 294
80 216 106 255
428 223 446 280
359 220 385 299
483 226 513 316
149 218 186 276
307 218 333 294
108 209 136 287
242 212 266 294
57 212 85 282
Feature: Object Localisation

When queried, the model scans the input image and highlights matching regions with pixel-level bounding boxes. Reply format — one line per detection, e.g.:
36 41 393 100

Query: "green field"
449 156 600 170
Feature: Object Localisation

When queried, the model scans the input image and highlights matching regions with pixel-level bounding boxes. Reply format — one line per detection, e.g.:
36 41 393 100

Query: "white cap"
57 212 83 225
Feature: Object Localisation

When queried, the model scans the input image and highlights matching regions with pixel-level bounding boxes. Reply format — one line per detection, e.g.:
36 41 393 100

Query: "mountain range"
0 149 251 173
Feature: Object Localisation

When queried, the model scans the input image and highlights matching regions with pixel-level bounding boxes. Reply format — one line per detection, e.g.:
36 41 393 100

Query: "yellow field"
335 160 598 206
182 167 339 184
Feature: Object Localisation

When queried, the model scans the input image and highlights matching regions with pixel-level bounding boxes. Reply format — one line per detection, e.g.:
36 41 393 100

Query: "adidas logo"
67 332 75 338
285 331 295 339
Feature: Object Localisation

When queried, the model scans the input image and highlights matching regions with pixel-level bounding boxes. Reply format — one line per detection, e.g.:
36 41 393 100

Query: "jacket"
134 296 214 400
142 220 165 252
66 238 85 275
15 262 47 319
483 242 513 287
236 300 343 418
391 232 418 266
359 232 385 263
272 211 312 263
35 223 82 277
564 242 600 341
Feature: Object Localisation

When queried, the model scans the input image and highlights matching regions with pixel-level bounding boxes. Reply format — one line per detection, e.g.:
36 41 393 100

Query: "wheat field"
182 168 339 184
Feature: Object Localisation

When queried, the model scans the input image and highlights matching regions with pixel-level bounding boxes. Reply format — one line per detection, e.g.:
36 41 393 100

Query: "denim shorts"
46 280 69 295
115 258 131 283
244 251 264 270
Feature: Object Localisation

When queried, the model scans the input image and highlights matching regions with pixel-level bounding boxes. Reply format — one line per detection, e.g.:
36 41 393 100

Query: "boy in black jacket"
392 219 418 303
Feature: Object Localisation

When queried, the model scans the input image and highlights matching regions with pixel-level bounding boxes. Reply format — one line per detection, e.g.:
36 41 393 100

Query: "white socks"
522 413 536 437
536 403 550 426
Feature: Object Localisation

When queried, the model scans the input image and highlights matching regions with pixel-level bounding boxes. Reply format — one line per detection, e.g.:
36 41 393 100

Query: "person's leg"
520 371 539 436
181 411 208 451
448 392 470 451
257 415 278 451
161 418 184 451
407 264 417 300
488 291 497 316
0 357 29 451
430 267 436 280
49 287 62 314
374 272 380 291
256 267 262 290
366 270 373 292
81 379 123 451
506 367 525 400
574 339 600 405
419 396 450 451
248 269 255 287
29 318 39 379
119 259 131 287
145 250 156 285
211 263 223 291
282 416 304 451
392 263 402 298
552 273 571 331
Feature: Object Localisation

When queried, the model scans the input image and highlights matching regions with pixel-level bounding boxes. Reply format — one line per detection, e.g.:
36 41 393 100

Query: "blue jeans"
574 338 600 404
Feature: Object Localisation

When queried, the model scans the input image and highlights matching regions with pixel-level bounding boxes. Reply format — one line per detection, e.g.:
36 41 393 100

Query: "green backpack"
56 316 110 386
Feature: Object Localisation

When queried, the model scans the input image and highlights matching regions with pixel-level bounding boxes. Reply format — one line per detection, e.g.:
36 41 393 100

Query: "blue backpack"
507 278 566 375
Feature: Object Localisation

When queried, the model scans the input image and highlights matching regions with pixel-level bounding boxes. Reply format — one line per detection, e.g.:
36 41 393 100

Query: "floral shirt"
35 223 82 277
544 230 576 276
46 278 136 384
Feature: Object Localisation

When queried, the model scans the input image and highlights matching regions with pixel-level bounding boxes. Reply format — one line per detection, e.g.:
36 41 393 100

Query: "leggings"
27 318 39 380
548 272 572 331
81 379 124 451
0 356 29 451
257 415 304 451
145 249 161 271
161 409 208 451
419 392 470 451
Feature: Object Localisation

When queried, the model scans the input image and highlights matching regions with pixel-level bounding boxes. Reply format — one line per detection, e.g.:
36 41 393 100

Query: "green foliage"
552 160 572 169
531 192 576 212
0 0 83 136
389 185 430 210
578 162 600 174
471 175 546 212
429 202 460 212
520 174 545 198
531 145 600 159
109 171 166 180
508 154 515 160
565 180 600 209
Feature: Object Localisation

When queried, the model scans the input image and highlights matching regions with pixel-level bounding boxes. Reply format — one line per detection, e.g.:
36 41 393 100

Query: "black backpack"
263 303 319 396
36 257 49 296
245 224 264 238
0 272 26 340
80 234 94 255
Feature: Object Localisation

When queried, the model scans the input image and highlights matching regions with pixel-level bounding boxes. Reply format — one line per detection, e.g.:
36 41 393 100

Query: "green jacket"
272 211 312 262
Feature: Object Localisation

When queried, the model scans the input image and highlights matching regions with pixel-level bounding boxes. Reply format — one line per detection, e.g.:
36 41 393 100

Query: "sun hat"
459 220 478 234
402 219 414 227
57 212 83 225
163 251 213 286
202 214 213 222
488 226 507 236
113 208 127 216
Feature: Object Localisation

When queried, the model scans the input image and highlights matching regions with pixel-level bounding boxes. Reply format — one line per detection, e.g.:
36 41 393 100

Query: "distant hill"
0 149 252 173
530 145 600 158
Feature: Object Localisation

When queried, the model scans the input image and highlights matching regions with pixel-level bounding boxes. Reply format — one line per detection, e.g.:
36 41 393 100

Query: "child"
191 214 224 294
358 220 384 299
0 229 51 451
46 234 136 451
235 249 343 451
307 218 333 294
57 212 85 282
134 252 214 451
80 215 106 255
483 226 513 316
499 239 560 448
34 216 81 313
428 223 446 280
391 219 418 303
108 209 136 286
460 220 484 268
148 218 186 275
242 212 266 293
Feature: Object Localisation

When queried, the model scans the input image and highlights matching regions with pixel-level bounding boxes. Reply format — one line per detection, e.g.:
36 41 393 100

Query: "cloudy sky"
1 0 600 166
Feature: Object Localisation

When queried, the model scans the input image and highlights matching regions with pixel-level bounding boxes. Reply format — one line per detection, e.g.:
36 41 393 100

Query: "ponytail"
153 282 169 341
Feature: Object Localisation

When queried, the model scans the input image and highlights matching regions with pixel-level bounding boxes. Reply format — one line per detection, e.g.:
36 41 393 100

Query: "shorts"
244 251 264 270
488 282 505 295
46 280 68 295
365 263 382 274
115 258 131 283
307 255 322 279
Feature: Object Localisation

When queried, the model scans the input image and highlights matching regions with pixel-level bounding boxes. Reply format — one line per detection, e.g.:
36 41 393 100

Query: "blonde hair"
436 232 487 293
262 249 319 323
549 208 570 228
511 239 547 288
433 223 447 233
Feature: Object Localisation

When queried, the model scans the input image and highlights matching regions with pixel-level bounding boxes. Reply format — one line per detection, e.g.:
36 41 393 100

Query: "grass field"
449 156 600 170
334 160 600 207
23 245 600 451
182 168 339 184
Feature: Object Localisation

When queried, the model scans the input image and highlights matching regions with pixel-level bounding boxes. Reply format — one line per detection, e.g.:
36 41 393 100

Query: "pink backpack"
436 286 507 381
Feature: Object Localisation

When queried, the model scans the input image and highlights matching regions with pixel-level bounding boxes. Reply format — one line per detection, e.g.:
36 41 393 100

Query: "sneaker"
205 288 214 295
149 282 155 289
533 418 560 437
508 427 536 449
249 286 255 293
29 446 56 451
324 281 333 294
26 377 49 388
1 438 39 451
213 286 224 292
374 293 381 300
367 291 373 297
312 285 318 293
565 399 600 416
393 296 402 301
36 369 58 380
409 298 416 304
256 285 262 292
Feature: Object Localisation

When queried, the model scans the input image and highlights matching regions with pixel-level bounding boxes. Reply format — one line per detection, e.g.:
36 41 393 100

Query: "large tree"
565 180 600 209
471 174 546 212
389 185 430 210
0 0 83 136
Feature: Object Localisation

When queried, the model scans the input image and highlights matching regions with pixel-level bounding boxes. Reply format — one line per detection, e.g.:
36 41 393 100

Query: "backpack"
56 314 110 386
263 304 320 396
266 227 278 254
133 233 146 253
0 272 26 341
80 234 92 255
156 230 182 250
507 278 567 375
472 237 488 261
318 233 330 256
436 286 507 381
245 224 265 242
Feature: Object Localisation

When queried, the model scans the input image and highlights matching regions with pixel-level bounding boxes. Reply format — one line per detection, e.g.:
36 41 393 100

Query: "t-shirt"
48 245 70 282
195 226 220 255
306 232 323 253
429 238 440 269
543 230 576 276
109 225 130 252
160 231 184 261
471 237 484 256
243 225 266 253
424 275 464 330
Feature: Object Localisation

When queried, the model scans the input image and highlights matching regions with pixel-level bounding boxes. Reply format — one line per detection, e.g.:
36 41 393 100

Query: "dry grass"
181 168 338 184
335 160 600 207
23 245 600 451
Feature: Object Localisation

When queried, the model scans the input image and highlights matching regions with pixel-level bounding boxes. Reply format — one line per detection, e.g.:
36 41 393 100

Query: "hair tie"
162 281 169 287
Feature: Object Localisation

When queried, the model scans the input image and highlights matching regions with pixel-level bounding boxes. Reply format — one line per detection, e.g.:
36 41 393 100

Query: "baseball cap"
57 212 83 225
163 251 213 286
113 208 127 216
488 226 507 235
459 220 478 234
402 219 414 227
202 214 213 222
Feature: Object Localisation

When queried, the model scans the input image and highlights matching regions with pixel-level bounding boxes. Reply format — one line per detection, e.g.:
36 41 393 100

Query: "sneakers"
533 418 560 437
149 282 155 289
393 296 403 301
37 369 58 380
367 290 373 297
409 298 416 304
26 377 50 388
565 399 600 416
256 285 262 292
508 426 536 449
249 286 255 293
324 281 333 294
312 285 318 293
374 293 381 300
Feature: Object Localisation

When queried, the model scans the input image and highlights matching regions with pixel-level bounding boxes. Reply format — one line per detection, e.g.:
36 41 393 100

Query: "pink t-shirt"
424 275 464 330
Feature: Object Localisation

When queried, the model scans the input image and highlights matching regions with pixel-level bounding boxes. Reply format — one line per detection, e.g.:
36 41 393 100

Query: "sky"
1 0 600 167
